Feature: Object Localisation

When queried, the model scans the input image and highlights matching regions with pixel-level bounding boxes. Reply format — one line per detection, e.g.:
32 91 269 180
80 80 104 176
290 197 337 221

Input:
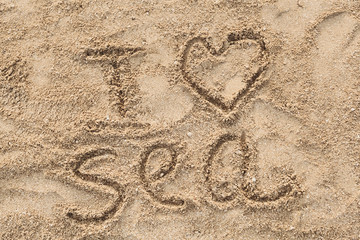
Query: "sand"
0 0 360 239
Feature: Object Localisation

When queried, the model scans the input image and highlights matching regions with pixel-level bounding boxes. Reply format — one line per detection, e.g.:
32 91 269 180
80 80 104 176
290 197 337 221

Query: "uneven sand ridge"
0 0 360 239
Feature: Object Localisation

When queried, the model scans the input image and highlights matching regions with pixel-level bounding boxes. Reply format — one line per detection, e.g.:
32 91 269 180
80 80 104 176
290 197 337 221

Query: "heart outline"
181 29 269 112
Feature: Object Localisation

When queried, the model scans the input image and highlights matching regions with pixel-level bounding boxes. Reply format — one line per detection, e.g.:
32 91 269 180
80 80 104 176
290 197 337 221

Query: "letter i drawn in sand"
81 45 144 117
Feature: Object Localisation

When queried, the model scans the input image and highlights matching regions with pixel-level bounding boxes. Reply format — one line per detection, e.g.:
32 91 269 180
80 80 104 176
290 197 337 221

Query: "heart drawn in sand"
181 29 269 112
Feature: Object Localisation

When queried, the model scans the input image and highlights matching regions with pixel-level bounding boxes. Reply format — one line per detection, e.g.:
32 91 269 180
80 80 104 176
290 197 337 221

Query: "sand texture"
1 0 360 239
